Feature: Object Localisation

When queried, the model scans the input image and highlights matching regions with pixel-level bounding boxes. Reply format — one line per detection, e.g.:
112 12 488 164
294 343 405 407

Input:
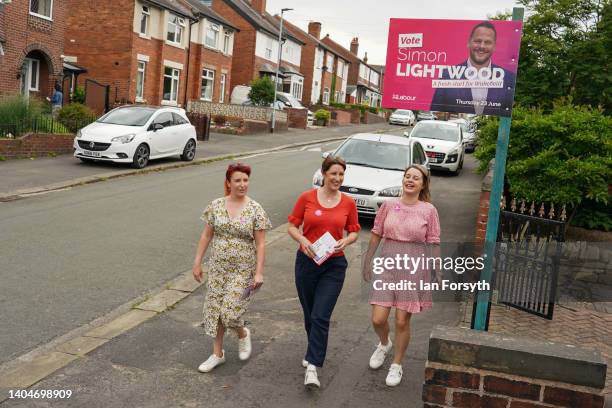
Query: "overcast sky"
266 0 523 65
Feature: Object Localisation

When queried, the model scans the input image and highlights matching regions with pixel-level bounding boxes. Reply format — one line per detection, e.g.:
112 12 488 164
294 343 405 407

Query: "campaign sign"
382 19 523 117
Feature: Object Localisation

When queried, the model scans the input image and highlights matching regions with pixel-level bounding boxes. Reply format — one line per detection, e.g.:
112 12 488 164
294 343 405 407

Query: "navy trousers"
295 250 347 367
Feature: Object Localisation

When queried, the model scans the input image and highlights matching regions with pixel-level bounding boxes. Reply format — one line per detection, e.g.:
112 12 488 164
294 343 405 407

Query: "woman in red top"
288 156 360 388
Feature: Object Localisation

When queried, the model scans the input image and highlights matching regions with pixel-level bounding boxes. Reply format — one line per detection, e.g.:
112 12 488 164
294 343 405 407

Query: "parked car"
404 120 464 175
230 85 251 105
448 118 476 152
312 133 429 216
276 92 314 126
73 105 197 169
389 109 416 126
416 111 436 121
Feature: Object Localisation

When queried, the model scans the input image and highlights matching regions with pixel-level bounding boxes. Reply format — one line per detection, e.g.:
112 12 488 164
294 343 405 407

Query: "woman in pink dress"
362 164 440 387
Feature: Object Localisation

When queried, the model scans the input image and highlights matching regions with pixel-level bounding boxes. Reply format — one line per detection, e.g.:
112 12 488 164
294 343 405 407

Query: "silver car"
312 133 429 216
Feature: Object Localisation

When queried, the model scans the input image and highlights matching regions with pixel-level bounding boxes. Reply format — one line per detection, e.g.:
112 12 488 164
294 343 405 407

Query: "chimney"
250 0 266 14
350 37 359 55
308 22 321 39
363 52 368 64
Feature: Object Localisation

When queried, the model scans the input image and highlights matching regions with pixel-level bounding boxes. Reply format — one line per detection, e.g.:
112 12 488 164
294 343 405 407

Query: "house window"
200 69 214 101
265 37 273 60
30 0 53 19
167 14 185 45
0 43 4 56
163 67 180 103
140 6 150 35
337 60 344 78
223 31 231 54
326 54 334 70
322 88 330 104
219 73 226 103
24 59 40 91
205 23 219 48
136 61 146 100
291 77 303 100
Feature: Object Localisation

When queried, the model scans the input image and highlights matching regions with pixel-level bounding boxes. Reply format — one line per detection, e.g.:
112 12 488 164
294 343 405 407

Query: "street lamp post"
271 7 293 133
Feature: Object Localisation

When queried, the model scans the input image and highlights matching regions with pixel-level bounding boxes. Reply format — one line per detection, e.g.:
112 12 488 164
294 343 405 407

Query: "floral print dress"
200 197 272 337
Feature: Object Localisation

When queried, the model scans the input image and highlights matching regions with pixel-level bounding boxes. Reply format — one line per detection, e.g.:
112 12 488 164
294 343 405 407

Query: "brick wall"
362 110 386 124
0 133 74 159
0 1 66 98
286 108 307 129
188 44 233 104
423 326 606 408
475 159 495 244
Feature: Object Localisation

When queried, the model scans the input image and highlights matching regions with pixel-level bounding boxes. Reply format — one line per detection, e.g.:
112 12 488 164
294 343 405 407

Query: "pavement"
0 225 461 407
0 123 403 201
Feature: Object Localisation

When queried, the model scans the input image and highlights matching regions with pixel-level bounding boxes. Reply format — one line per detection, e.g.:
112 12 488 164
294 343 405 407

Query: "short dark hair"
470 21 497 42
321 156 346 186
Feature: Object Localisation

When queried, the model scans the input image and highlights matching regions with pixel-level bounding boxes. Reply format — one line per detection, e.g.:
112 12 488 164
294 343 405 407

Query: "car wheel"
132 143 149 169
181 139 196 161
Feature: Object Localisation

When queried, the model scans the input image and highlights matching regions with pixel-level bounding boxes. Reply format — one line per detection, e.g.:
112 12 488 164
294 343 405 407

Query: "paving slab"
84 310 157 340
54 337 109 357
0 352 78 389
133 290 191 313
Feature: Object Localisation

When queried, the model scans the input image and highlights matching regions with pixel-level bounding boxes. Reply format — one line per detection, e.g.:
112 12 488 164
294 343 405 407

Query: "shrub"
57 103 96 133
72 86 86 104
474 101 611 228
0 95 42 125
248 76 275 106
314 109 331 123
368 106 379 114
571 200 612 231
213 114 226 126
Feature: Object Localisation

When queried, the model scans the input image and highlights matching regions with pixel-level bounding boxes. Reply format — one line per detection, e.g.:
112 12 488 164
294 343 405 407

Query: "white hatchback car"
389 109 415 126
404 120 464 175
312 133 429 216
74 106 197 169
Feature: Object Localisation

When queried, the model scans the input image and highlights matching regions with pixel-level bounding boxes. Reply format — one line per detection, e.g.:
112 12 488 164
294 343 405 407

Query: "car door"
172 113 191 152
148 111 176 156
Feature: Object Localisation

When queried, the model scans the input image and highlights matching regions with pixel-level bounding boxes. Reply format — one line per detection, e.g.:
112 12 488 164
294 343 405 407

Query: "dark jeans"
295 250 347 367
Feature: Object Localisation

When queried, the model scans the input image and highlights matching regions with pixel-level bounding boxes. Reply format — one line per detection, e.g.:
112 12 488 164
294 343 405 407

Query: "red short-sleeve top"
288 189 361 258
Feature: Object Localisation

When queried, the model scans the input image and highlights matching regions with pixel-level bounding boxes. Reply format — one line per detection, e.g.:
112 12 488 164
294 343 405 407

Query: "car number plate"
354 198 366 206
429 158 439 163
83 150 101 158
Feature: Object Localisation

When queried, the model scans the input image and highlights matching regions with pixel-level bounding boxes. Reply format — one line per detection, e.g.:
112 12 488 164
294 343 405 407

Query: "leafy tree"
72 86 86 104
248 76 275 106
512 0 610 112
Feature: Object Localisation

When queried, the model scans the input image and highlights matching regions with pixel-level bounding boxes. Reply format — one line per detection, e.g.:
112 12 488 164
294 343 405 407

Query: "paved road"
0 127 482 371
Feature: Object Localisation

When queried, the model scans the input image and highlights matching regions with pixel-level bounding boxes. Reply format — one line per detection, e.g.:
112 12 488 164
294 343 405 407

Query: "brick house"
321 36 383 107
64 0 238 109
278 19 350 106
211 0 305 101
0 0 66 100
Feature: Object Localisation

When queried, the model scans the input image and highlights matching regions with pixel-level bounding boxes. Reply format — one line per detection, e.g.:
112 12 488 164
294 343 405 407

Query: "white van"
230 85 251 105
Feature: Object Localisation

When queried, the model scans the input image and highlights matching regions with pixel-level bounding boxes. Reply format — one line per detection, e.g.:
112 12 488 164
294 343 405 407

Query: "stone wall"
0 133 74 159
423 326 607 408
187 100 287 123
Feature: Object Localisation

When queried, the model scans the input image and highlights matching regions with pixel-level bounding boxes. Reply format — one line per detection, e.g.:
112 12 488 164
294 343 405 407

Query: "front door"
20 61 29 99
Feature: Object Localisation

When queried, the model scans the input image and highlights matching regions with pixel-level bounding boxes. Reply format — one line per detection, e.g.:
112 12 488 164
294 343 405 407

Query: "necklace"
320 189 339 203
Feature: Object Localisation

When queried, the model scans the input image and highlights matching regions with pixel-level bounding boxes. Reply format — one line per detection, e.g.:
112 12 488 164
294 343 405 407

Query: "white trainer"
386 363 403 386
198 351 226 373
302 359 308 368
369 338 392 369
238 327 252 361
304 364 320 388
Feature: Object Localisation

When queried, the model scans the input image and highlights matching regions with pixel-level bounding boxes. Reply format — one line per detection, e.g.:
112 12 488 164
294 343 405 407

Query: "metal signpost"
271 7 293 133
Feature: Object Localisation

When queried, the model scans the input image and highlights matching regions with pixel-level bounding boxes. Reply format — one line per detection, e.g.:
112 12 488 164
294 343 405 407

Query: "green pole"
472 6 524 331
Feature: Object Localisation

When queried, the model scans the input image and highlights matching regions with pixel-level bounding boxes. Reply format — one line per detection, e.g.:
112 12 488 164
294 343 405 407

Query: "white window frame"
291 76 303 100
322 88 330 104
337 60 344 78
223 31 231 54
29 0 53 21
0 43 4 56
24 58 40 91
167 14 185 45
326 54 334 70
219 73 226 103
140 5 150 36
205 23 220 49
265 37 273 60
136 60 146 101
200 69 215 102
162 67 180 104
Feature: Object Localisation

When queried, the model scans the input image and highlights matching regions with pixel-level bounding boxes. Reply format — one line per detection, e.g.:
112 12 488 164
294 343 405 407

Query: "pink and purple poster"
382 19 523 117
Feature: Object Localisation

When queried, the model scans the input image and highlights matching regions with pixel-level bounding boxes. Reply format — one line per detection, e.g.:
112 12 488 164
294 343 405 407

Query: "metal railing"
0 116 97 138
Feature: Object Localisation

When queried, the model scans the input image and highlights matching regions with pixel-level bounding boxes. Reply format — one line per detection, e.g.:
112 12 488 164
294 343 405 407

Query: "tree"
248 76 275 106
512 0 610 112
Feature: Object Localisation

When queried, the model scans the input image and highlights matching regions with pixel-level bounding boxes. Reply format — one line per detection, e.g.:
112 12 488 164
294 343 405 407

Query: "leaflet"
311 232 338 265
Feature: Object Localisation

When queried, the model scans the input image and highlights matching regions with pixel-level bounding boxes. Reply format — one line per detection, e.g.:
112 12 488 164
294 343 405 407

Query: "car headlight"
379 186 402 197
448 147 461 156
76 130 82 138
313 173 323 187
111 134 136 144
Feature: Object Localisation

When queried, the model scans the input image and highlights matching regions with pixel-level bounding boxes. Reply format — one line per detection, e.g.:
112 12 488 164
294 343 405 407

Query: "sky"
265 0 523 65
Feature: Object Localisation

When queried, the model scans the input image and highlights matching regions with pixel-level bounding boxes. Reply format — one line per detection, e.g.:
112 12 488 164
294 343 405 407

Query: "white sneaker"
238 327 252 361
386 363 403 386
369 338 392 369
198 351 225 372
304 364 320 388
302 359 308 368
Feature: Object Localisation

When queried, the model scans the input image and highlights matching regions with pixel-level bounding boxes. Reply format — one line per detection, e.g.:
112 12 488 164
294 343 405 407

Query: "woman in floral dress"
192 162 271 373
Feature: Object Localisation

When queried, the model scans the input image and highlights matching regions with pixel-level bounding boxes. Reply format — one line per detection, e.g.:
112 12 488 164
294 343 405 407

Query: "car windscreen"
97 108 156 126
451 121 469 132
281 94 304 108
394 110 411 115
334 139 410 171
411 124 459 142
